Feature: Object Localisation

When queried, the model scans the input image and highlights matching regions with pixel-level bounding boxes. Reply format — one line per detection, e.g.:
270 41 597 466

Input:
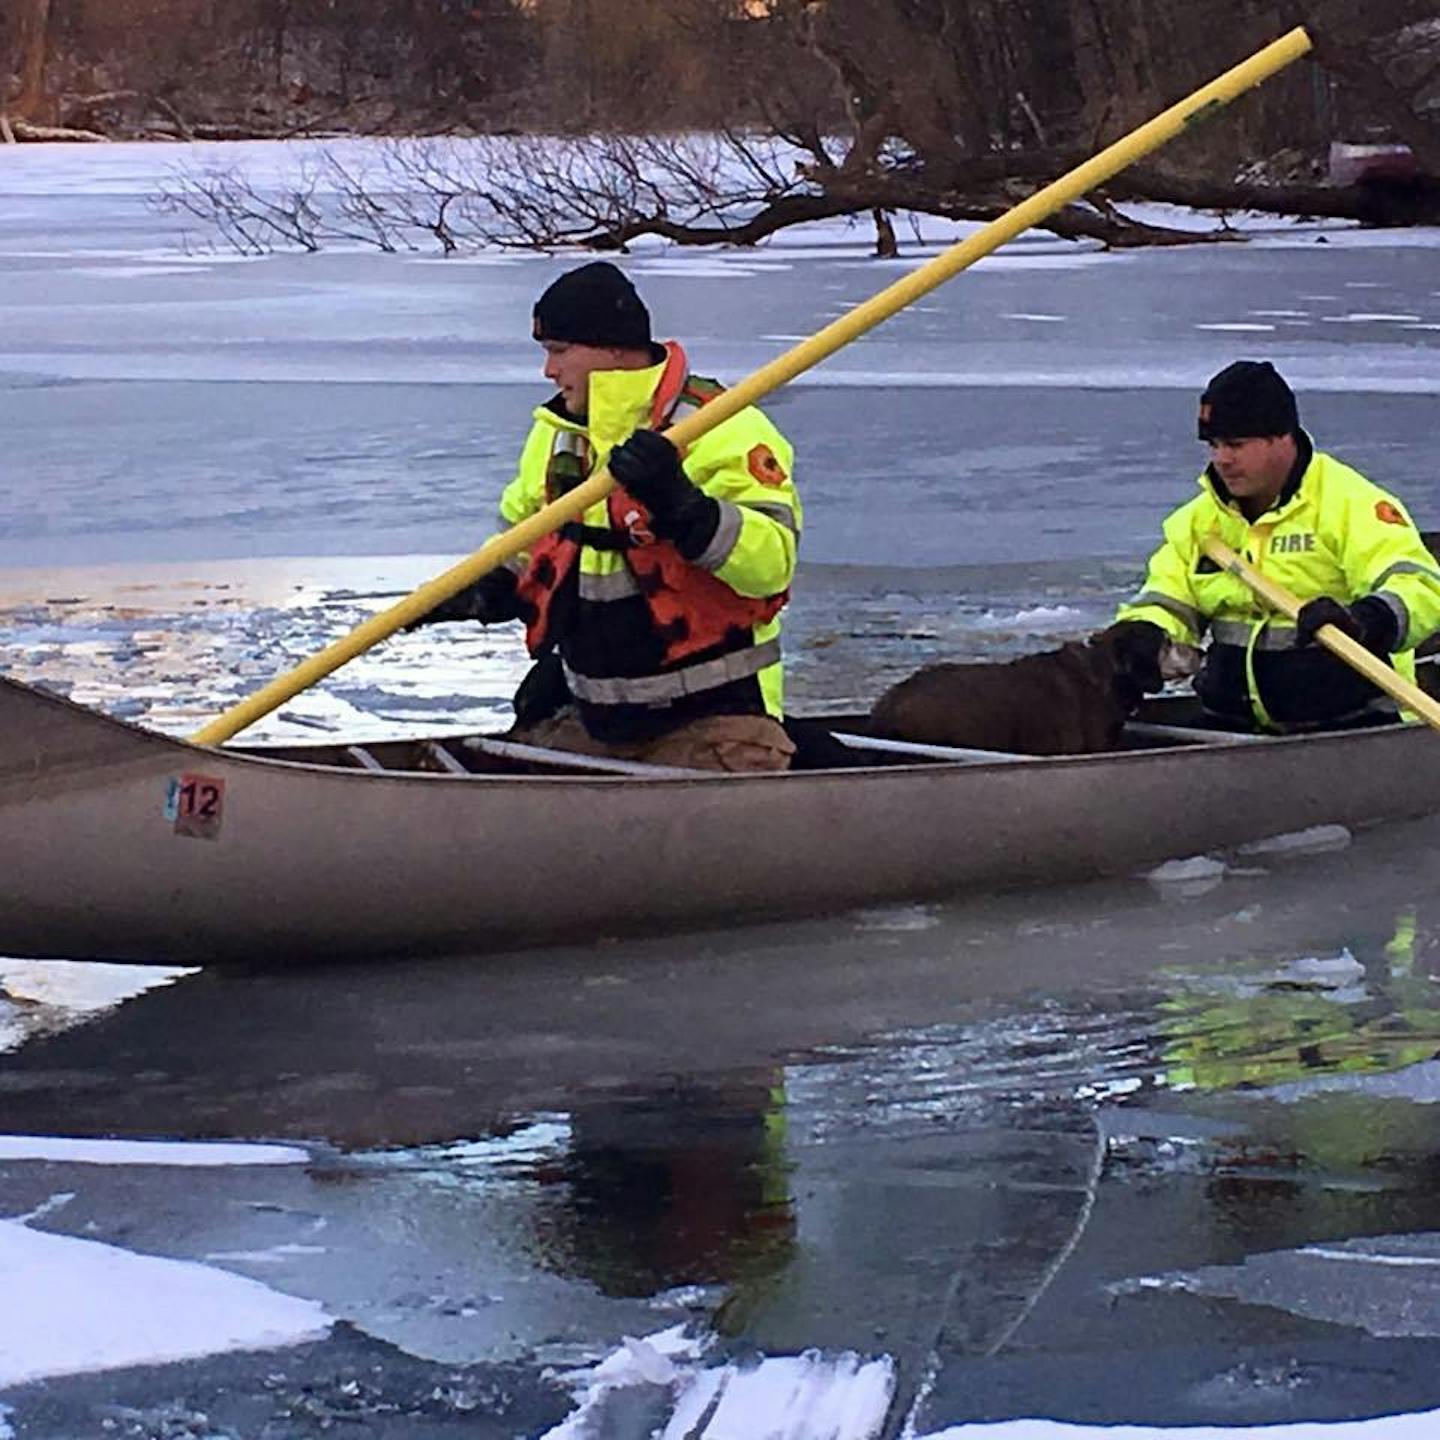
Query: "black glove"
1295 595 1398 655
405 567 526 630
511 649 570 728
1093 619 1168 694
607 429 720 559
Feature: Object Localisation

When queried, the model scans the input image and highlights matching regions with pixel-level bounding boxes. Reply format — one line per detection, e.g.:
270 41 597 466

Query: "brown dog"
866 622 1200 756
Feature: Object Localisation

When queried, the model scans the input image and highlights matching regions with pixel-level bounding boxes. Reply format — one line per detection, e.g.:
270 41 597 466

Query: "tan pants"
509 708 795 773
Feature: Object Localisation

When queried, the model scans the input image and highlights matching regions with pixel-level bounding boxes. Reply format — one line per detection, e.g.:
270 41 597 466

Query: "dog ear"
1092 621 1167 695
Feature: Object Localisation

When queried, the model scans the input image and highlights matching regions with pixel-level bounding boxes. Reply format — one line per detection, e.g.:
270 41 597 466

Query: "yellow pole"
193 27 1313 746
1199 533 1440 732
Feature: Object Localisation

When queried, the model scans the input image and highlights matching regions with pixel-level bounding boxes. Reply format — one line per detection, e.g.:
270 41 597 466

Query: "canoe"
4 666 1440 966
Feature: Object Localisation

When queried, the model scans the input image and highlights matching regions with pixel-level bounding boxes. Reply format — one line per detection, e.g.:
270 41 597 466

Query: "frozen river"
4 140 1440 1439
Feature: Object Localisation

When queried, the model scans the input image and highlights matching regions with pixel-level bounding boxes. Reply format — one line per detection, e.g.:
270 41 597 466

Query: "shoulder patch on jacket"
1376 500 1409 527
747 443 788 488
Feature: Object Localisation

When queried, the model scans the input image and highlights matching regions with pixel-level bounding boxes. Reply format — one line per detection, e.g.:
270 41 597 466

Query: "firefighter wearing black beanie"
411 259 801 772
1110 359 1440 731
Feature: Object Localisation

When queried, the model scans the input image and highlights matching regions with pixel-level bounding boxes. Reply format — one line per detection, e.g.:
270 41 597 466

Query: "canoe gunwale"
0 670 1427 786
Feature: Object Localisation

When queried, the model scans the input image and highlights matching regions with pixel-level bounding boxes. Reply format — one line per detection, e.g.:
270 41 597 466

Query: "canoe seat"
1124 721 1273 746
830 731 1035 764
422 740 471 775
461 735 708 778
838 724 1271 760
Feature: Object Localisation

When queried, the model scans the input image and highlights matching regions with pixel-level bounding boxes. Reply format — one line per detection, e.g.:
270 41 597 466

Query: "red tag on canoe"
164 773 226 840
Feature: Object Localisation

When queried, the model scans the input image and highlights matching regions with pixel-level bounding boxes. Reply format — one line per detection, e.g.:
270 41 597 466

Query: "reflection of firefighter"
1159 908 1440 1094
1152 907 1440 1254
537 1069 795 1299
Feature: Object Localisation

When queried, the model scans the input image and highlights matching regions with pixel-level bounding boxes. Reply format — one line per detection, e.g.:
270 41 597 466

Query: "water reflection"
6 863 1440 1427
531 1075 795 1301
1155 906 1440 1095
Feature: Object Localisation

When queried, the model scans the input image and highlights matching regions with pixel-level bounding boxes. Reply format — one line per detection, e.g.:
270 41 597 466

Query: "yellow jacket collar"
535 342 686 454
585 354 662 451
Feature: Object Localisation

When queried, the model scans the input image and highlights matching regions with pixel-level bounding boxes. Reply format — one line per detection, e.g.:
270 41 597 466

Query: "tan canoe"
2 670 1439 966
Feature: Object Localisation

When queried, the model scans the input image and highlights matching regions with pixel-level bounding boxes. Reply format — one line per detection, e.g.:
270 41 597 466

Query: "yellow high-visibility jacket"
499 342 800 741
1117 435 1440 728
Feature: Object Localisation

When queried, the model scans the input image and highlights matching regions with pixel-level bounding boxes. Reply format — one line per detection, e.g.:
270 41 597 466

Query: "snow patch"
1144 855 1226 885
0 959 198 1055
0 957 195 1012
542 1325 707 1439
0 1220 331 1388
852 905 942 933
1321 312 1424 324
1298 1245 1440 1268
1277 950 1365 985
663 1351 894 1439
1236 824 1351 857
541 1327 895 1440
0 1135 309 1167
363 1117 574 1177
981 604 1084 629
917 1416 1440 1438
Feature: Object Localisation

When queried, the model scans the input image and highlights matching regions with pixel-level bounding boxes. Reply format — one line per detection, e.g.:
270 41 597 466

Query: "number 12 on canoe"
164 773 227 840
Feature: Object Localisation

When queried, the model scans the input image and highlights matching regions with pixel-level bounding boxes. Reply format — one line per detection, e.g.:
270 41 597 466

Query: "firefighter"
411 261 801 772
1111 360 1440 731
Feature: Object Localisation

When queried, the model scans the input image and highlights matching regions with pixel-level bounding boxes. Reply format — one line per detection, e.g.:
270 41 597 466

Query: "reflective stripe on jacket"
502 341 799 742
1116 439 1440 728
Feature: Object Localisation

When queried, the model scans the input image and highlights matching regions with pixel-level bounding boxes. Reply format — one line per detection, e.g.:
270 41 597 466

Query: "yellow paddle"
1199 532 1440 731
192 26 1314 745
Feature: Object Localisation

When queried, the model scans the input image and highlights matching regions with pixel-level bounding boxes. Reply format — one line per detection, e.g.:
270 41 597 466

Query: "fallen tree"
153 119 1440 262
147 0 1440 255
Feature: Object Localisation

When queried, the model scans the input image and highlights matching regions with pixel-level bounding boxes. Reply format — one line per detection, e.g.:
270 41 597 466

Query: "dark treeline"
5 1 1440 237
1 0 539 136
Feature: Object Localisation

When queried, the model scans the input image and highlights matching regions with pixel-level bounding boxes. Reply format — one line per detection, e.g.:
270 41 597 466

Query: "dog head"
1090 621 1202 707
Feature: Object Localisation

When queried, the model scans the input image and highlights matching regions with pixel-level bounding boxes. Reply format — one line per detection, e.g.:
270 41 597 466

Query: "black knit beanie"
532 261 651 349
1197 360 1300 441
